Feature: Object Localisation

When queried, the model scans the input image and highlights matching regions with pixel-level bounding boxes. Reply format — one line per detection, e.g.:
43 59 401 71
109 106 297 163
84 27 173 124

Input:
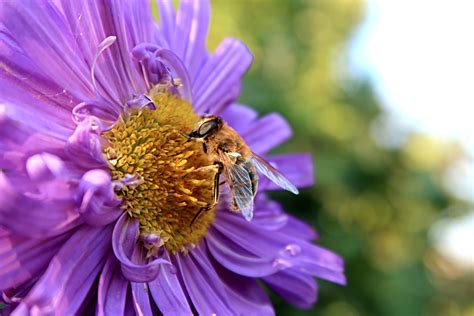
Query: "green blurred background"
160 1 474 315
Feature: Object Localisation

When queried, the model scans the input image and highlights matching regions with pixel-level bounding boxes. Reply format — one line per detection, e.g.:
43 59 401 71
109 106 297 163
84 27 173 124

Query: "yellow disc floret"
103 91 216 253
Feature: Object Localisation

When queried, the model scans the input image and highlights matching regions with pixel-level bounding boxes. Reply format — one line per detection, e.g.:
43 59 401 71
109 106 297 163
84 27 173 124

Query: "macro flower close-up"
0 0 345 315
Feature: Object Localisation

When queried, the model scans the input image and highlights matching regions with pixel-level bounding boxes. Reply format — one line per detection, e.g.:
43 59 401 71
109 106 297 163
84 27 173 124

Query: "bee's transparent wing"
224 154 254 221
251 153 299 194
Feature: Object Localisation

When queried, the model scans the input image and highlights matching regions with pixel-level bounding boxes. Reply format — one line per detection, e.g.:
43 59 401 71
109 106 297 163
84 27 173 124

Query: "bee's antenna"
177 131 192 142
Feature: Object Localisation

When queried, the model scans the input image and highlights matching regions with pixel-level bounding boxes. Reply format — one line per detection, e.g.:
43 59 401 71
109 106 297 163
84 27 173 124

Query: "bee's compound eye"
197 119 219 136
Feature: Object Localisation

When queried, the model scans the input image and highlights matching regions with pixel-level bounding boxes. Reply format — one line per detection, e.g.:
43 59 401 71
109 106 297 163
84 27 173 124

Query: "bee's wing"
222 153 254 221
250 153 299 194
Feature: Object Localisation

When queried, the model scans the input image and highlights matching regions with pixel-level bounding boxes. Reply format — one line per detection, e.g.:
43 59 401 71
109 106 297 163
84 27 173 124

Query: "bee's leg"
190 206 207 228
190 162 223 228
212 162 223 205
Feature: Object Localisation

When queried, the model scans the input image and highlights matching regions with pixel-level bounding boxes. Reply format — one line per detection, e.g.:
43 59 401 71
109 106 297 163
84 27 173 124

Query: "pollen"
103 91 216 254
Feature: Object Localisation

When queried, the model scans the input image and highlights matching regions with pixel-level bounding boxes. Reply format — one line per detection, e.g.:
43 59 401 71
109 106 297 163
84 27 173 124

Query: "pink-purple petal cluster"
0 0 345 314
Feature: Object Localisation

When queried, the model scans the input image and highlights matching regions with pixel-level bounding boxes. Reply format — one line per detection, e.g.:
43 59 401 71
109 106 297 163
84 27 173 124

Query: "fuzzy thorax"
103 92 216 254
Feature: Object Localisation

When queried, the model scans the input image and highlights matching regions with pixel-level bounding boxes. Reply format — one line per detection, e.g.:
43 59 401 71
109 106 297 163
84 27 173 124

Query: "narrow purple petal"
173 0 210 82
193 38 252 114
14 225 113 315
241 113 292 155
105 0 152 95
97 256 128 316
221 103 258 134
206 228 280 277
264 269 318 309
157 0 176 46
282 214 319 241
212 258 275 316
298 243 346 285
0 228 71 291
112 213 170 282
176 245 233 315
122 0 156 47
149 252 192 315
250 196 289 231
131 282 153 316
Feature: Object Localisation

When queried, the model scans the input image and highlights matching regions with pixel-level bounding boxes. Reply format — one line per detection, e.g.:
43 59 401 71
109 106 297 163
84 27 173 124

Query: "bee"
185 115 298 224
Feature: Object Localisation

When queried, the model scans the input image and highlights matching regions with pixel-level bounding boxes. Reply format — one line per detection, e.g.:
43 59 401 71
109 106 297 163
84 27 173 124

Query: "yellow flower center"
103 91 216 254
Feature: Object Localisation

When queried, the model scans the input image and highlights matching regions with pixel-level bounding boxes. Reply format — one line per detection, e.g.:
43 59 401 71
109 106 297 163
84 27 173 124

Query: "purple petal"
176 245 233 314
131 44 192 99
126 94 156 111
124 292 136 316
157 0 176 46
240 196 313 238
173 0 210 82
250 196 289 231
214 211 345 284
1 277 37 314
221 103 258 134
0 80 75 141
193 38 252 114
264 269 318 309
14 225 113 315
60 0 148 104
297 243 346 285
65 117 108 170
241 113 292 155
148 251 192 315
112 213 170 282
72 98 120 126
258 153 314 191
77 169 122 226
97 256 128 316
212 258 275 316
131 282 153 316
0 2 94 102
0 228 71 291
25 152 64 182
0 172 81 238
206 228 280 277
282 214 319 241
122 0 156 47
0 114 64 171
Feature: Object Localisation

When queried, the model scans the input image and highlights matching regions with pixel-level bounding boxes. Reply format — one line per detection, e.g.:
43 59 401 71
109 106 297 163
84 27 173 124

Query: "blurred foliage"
204 0 473 316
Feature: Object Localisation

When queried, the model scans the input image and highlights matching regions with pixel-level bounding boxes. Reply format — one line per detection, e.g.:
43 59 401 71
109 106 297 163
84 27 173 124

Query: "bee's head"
188 116 223 139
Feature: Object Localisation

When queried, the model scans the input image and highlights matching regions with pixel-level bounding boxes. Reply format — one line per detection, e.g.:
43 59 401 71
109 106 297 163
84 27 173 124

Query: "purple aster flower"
0 0 345 315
